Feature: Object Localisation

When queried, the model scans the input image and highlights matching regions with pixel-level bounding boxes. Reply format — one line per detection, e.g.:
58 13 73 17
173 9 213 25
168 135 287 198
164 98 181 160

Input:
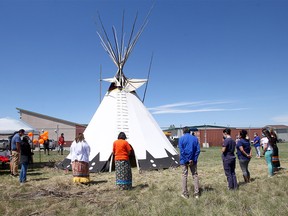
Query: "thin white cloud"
152 108 247 114
271 115 288 124
148 100 247 115
149 100 234 110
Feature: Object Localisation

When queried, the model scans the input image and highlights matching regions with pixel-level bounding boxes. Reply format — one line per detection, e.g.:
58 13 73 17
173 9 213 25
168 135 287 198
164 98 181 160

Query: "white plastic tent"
0 117 38 135
59 11 179 172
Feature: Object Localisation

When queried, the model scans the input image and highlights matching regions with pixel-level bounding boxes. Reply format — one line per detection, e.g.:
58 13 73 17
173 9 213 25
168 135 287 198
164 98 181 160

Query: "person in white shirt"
70 133 91 183
261 129 274 177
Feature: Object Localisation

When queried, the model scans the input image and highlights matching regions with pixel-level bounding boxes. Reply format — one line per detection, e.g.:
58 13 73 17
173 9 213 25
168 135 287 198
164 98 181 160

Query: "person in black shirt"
19 136 33 184
222 128 238 190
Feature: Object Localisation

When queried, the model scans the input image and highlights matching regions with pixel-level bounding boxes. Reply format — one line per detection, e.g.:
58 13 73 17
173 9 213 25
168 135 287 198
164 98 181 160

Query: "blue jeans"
265 150 273 176
19 162 28 183
255 146 261 157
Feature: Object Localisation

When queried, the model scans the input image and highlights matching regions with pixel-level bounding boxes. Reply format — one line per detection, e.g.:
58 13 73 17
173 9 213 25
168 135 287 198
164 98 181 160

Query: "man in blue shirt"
178 127 200 199
11 129 25 176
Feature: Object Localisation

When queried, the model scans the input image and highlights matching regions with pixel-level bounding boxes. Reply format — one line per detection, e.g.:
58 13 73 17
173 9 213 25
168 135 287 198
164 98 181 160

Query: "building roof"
163 125 236 131
16 108 87 127
265 125 288 129
193 125 234 129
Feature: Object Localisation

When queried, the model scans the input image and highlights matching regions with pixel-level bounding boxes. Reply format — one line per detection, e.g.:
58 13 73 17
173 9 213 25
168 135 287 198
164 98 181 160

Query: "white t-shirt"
70 140 90 163
260 137 273 151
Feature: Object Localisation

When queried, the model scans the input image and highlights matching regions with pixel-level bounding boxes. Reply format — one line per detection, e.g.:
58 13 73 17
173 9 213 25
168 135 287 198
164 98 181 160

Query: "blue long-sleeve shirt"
178 133 200 165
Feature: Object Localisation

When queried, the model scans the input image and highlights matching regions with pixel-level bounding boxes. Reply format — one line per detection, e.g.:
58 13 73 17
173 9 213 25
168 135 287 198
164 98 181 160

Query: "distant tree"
168 124 175 129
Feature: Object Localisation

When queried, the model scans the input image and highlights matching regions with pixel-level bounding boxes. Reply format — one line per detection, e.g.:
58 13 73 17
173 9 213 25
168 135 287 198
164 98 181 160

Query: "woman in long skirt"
70 133 91 183
113 132 132 190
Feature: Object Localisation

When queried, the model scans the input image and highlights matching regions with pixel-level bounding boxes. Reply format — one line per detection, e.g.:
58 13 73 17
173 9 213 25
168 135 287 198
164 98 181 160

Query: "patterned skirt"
272 145 281 168
115 160 132 190
72 161 90 183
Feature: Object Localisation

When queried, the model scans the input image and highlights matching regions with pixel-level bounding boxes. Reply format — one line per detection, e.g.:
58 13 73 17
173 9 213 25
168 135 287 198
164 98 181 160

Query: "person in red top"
58 133 65 155
113 132 132 190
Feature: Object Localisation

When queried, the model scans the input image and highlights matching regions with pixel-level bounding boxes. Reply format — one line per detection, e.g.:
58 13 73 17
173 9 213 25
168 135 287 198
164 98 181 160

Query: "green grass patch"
0 144 287 215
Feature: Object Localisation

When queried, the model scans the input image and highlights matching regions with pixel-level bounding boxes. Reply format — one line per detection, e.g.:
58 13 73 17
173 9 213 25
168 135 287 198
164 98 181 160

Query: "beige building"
16 108 86 146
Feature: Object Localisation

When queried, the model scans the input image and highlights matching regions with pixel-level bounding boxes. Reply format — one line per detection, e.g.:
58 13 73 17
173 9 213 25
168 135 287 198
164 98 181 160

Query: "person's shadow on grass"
238 177 259 186
30 177 50 181
88 180 108 185
132 183 149 190
28 172 43 176
200 185 214 194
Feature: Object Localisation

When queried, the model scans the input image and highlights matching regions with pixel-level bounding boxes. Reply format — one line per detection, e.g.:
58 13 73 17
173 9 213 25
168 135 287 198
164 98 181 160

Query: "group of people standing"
69 132 133 190
222 128 251 190
8 126 283 199
261 128 281 176
222 127 282 190
178 126 282 199
9 129 66 184
10 129 33 184
70 128 200 196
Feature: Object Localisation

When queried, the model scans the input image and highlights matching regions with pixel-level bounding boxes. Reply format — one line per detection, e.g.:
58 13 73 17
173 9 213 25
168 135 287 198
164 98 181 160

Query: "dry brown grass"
0 144 288 216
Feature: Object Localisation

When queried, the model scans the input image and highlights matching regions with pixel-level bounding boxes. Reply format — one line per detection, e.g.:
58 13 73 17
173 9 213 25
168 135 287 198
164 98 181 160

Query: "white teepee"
59 11 179 172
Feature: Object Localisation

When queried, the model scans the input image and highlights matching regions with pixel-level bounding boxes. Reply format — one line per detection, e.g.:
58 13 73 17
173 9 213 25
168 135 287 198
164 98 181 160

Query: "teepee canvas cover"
59 11 179 172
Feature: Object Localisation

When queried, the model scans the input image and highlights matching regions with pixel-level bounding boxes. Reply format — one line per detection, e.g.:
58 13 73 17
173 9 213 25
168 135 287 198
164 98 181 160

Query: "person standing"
11 129 25 177
262 128 274 177
44 139 50 155
19 136 33 184
113 132 132 190
253 133 261 158
222 128 238 190
178 127 201 199
236 130 252 183
70 133 91 183
270 128 281 171
235 135 240 144
58 133 65 155
8 131 17 175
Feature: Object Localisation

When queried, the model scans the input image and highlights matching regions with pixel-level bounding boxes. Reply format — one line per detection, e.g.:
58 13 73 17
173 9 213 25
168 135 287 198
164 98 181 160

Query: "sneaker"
181 194 189 199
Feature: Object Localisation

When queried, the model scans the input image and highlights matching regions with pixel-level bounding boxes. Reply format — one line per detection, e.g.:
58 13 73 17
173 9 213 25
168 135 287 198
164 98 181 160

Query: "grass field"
0 144 287 216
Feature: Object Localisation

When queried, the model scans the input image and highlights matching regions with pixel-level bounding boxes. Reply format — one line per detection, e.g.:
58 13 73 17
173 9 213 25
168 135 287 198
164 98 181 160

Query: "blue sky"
1 0 288 128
